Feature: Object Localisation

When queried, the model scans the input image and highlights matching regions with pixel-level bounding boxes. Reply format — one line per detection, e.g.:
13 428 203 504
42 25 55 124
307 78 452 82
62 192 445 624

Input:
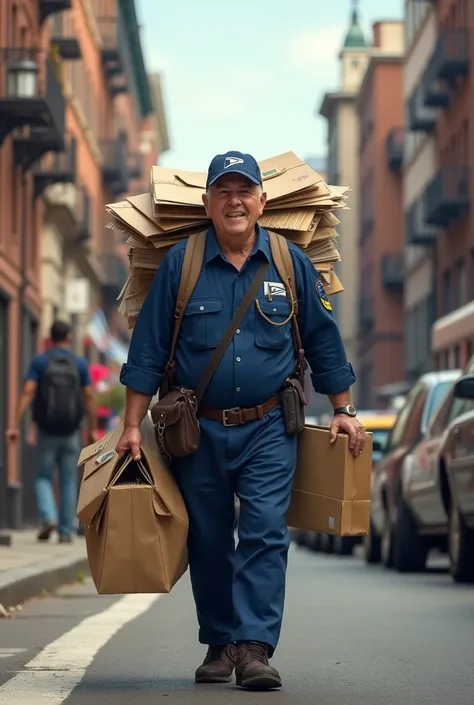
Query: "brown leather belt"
199 394 280 426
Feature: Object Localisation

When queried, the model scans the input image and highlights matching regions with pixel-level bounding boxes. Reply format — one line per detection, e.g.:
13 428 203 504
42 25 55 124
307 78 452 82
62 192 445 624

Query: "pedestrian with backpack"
5 320 97 543
116 151 366 690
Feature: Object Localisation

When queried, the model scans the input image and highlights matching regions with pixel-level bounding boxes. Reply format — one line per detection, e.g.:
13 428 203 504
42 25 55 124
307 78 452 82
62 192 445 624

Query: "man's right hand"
116 426 142 461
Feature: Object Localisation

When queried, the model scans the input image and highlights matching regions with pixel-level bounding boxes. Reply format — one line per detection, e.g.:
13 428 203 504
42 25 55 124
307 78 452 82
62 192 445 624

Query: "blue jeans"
35 431 81 537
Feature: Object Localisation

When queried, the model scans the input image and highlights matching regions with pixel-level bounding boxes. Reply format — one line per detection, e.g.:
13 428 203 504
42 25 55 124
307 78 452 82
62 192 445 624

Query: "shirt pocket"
254 297 293 350
182 297 223 350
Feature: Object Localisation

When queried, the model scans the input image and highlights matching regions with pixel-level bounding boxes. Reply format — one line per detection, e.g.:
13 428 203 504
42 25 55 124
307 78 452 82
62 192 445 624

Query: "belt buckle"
222 407 242 427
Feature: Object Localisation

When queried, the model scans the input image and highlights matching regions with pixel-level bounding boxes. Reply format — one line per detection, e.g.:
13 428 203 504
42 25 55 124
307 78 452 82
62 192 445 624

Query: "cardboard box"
77 419 189 595
287 425 372 536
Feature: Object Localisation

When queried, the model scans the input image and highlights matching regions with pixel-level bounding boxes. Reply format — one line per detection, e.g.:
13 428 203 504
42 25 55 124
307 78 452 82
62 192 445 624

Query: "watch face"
347 404 357 416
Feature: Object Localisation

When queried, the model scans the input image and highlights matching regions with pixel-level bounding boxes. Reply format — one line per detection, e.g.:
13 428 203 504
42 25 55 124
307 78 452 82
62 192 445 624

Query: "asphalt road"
0 543 473 705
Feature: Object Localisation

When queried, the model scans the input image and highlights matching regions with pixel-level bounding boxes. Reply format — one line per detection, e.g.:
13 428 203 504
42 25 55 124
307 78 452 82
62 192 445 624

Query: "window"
454 260 466 308
425 379 458 425
443 270 452 314
388 383 427 449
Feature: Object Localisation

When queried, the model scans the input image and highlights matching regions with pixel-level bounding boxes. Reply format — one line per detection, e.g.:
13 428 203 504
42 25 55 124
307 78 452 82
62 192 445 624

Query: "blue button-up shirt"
120 225 355 408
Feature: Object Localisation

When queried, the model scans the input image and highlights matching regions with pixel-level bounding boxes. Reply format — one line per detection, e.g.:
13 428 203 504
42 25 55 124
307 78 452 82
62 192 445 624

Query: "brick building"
0 0 165 530
419 0 473 371
355 21 406 408
319 6 370 410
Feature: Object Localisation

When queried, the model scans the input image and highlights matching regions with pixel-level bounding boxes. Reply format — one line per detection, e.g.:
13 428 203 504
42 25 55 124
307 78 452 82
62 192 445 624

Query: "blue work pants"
172 406 297 655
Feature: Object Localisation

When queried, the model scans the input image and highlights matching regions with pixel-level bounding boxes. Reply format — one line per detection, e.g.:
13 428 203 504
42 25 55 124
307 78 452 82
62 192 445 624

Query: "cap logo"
224 156 244 168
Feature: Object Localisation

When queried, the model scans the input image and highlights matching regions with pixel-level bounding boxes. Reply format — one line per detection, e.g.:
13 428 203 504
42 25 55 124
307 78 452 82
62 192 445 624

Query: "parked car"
397 358 474 576
440 372 474 582
365 370 461 568
294 411 397 556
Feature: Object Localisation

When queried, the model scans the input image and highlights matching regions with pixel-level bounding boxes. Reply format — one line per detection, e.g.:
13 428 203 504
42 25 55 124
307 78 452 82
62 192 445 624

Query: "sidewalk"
0 530 89 613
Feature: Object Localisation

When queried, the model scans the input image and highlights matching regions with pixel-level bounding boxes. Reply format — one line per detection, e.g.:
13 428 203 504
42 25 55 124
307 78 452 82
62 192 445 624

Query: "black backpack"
32 350 85 435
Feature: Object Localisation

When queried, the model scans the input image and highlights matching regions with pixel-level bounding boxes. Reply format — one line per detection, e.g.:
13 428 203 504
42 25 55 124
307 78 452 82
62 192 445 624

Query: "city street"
0 544 473 704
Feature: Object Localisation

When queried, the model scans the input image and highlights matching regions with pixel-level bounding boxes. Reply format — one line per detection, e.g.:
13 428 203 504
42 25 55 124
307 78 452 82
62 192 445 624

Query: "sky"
136 0 403 172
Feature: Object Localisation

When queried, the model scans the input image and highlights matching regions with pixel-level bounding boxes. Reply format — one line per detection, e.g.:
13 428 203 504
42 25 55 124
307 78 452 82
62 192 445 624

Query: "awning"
431 301 474 352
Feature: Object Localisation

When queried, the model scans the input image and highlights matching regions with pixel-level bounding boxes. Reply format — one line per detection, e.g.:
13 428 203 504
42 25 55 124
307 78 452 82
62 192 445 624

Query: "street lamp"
7 56 39 98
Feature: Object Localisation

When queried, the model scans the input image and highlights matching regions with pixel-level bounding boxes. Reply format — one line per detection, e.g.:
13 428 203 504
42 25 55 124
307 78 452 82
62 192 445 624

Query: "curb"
0 553 90 611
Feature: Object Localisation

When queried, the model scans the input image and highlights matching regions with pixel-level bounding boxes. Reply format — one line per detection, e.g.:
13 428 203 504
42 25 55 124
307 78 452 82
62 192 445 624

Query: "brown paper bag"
77 419 189 595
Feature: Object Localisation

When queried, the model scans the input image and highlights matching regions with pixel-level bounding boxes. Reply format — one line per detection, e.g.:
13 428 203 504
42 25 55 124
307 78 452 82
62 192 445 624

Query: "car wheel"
307 532 322 552
334 536 357 556
381 510 394 568
293 530 309 547
320 533 335 554
393 498 429 572
449 504 474 584
364 520 381 564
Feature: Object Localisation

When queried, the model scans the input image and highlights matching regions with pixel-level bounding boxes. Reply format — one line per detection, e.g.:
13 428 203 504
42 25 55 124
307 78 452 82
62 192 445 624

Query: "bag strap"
194 259 269 404
170 230 207 361
161 231 207 393
267 230 307 385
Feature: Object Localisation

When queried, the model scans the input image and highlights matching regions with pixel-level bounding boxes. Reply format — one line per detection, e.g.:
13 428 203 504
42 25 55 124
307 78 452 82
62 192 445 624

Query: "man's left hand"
329 414 366 456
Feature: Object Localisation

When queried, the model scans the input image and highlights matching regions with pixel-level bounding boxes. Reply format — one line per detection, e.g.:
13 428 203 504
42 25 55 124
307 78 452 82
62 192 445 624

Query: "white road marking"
0 649 27 658
0 593 160 704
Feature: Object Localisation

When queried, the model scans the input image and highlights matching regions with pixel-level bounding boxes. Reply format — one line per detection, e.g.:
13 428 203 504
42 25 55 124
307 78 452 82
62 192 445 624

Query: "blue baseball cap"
206 150 263 189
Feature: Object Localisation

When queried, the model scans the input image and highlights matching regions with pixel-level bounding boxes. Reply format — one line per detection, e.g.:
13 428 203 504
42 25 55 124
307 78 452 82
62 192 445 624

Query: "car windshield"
371 428 392 464
426 380 456 423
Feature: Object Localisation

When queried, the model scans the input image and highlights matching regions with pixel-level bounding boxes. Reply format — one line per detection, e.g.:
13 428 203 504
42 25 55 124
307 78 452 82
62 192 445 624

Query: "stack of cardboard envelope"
105 151 350 328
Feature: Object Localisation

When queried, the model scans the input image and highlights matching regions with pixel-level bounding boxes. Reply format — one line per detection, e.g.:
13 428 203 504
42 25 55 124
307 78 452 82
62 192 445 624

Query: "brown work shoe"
235 641 282 690
195 644 237 683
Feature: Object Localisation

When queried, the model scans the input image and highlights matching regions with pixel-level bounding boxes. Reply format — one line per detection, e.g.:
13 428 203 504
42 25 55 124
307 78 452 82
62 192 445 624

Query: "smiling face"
202 173 267 240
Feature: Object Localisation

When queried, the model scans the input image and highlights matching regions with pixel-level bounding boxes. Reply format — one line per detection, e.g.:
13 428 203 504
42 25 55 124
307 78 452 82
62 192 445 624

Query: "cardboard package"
76 419 189 595
286 425 373 536
105 150 350 329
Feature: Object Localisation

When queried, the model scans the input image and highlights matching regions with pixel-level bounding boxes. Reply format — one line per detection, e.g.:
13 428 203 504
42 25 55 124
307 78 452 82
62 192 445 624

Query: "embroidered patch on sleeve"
316 278 332 311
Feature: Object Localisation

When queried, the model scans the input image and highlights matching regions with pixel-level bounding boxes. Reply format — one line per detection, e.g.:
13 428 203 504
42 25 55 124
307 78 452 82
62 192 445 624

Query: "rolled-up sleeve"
292 248 356 395
120 250 178 396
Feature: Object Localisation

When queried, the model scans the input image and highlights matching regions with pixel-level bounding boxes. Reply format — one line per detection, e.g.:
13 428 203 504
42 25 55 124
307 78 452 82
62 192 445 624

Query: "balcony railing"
98 252 129 302
428 29 469 83
405 200 437 247
33 134 77 196
358 296 374 331
100 137 129 196
50 10 81 60
75 186 92 244
407 84 436 133
381 252 404 289
0 48 66 151
386 128 404 171
424 166 470 227
39 0 72 25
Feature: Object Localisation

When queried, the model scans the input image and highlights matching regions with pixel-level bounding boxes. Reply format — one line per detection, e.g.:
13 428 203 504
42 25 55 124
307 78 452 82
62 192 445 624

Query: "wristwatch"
333 404 357 417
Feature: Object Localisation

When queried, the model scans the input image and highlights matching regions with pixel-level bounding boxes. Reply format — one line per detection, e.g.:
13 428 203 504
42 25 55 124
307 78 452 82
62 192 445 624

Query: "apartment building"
318 6 370 411
0 0 163 530
402 0 439 381
424 0 473 370
0 0 61 529
355 21 406 408
41 0 159 361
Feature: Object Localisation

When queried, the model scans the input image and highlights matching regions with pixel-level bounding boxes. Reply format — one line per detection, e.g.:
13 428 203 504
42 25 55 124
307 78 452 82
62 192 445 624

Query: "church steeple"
342 0 366 49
